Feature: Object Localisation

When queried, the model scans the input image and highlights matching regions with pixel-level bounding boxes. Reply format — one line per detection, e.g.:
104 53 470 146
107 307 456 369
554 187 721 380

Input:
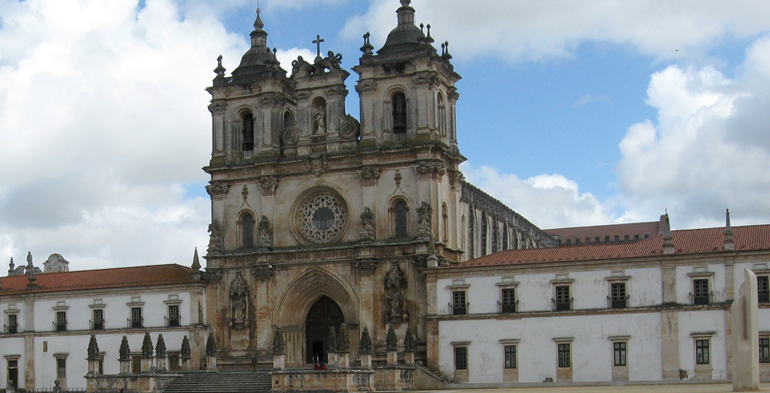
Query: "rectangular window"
504 345 516 369
454 347 468 370
131 307 143 328
761 338 770 363
759 276 770 303
7 314 18 334
7 359 18 389
57 358 66 379
696 339 710 364
558 343 571 368
611 282 627 309
693 279 710 305
613 342 627 366
93 309 104 330
56 311 67 332
555 285 571 311
452 291 467 315
501 288 517 313
168 305 180 327
131 355 142 374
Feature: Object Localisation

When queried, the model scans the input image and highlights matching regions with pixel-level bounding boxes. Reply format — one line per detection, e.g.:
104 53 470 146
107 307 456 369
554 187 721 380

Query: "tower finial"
191 247 201 271
724 209 735 251
401 0 411 6
254 7 264 30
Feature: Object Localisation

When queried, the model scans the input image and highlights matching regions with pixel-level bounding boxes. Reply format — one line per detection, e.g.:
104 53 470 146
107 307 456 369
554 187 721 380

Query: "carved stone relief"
229 271 249 330
257 216 273 251
251 264 275 282
258 176 280 196
385 264 408 324
207 222 224 256
306 155 329 177
416 202 433 240
359 207 375 243
412 161 446 179
357 166 381 186
206 182 231 200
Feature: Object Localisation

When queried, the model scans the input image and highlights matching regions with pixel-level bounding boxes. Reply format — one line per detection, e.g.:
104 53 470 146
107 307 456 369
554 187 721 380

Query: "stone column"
732 268 760 391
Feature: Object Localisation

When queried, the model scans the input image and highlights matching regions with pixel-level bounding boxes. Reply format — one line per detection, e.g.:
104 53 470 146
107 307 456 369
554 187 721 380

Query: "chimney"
662 215 675 255
724 209 735 252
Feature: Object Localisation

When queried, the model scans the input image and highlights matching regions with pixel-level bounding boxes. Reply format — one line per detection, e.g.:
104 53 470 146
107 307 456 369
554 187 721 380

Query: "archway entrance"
305 296 344 364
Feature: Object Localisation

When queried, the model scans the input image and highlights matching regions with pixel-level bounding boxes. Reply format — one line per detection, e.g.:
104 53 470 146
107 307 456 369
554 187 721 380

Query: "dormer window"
392 93 407 134
242 113 255 151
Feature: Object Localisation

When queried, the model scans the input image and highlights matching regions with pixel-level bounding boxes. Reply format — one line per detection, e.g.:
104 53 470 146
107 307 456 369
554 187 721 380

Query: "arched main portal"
305 296 344 364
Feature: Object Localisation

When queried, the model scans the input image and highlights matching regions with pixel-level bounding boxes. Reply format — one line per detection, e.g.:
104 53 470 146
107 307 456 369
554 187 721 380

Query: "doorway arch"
305 296 344 364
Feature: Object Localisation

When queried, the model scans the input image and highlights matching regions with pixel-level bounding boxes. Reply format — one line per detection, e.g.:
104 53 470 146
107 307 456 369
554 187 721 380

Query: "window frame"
6 313 18 334
497 278 520 314
758 276 770 303
55 311 67 332
688 271 714 305
92 309 105 331
695 339 710 365
54 353 68 380
504 345 517 369
761 337 770 364
613 341 627 367
389 198 410 239
452 290 468 316
557 343 571 368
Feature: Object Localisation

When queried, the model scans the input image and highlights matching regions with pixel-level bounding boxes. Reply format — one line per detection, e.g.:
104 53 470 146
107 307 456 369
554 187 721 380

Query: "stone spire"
26 252 38 290
359 326 373 354
87 334 100 361
403 326 416 352
191 247 201 271
141 332 154 359
724 209 735 252
119 336 131 362
206 333 218 356
272 328 285 355
662 214 675 255
386 324 398 351
254 7 265 30
230 7 282 81
326 327 337 353
8 257 14 275
156 334 167 358
337 323 350 352
181 336 192 360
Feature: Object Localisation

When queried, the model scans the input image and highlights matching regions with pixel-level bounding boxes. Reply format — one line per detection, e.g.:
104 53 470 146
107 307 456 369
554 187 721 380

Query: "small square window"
613 342 627 366
504 345 516 369
696 339 710 365
454 347 468 370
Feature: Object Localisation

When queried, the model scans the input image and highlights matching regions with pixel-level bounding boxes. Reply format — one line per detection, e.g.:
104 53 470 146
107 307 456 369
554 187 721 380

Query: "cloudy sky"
2 0 770 270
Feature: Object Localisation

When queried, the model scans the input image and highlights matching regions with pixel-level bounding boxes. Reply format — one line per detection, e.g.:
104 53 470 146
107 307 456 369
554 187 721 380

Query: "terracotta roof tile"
546 220 663 244
0 264 200 295
456 224 770 268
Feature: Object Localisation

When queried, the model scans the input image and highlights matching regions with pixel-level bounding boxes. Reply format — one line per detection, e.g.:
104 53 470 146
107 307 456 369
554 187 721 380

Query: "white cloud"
0 0 247 269
341 0 770 64
617 34 770 228
461 163 615 229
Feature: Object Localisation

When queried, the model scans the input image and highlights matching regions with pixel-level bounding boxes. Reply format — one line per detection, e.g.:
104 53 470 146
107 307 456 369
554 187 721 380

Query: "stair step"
162 371 272 393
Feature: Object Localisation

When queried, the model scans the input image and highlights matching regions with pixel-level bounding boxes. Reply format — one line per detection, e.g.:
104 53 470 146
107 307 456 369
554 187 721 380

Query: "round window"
298 192 347 244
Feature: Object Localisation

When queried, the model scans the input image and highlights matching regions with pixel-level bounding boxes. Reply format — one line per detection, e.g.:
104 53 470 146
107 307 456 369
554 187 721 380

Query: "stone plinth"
119 360 130 375
327 352 338 368
206 356 218 371
387 351 398 365
404 352 415 365
141 358 153 373
156 357 167 372
87 359 100 377
273 354 286 370
272 369 375 392
337 353 349 368
360 354 372 369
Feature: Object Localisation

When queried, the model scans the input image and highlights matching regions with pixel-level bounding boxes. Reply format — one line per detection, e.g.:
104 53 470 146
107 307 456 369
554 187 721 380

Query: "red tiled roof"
0 264 201 295
457 225 770 268
546 220 663 244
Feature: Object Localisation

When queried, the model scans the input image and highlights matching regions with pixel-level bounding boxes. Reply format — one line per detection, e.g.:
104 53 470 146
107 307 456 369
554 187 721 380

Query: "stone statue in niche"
416 202 433 240
360 207 375 243
384 264 408 324
229 271 249 329
314 110 326 135
257 215 273 251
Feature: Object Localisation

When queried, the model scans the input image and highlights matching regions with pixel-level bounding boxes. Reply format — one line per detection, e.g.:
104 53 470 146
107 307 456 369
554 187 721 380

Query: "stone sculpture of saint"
315 110 326 134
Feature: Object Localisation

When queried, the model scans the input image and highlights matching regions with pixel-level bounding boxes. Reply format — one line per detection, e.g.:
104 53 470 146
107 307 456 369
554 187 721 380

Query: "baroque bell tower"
202 1 465 370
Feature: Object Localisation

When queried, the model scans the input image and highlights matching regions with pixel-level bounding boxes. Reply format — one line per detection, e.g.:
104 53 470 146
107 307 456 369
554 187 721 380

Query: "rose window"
299 192 347 244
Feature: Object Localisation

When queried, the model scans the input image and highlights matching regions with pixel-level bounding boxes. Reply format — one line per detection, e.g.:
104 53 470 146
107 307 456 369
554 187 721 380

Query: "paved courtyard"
421 384 770 393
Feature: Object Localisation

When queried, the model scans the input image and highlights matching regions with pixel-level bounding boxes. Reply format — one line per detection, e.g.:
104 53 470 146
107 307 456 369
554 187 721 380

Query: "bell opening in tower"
392 92 407 134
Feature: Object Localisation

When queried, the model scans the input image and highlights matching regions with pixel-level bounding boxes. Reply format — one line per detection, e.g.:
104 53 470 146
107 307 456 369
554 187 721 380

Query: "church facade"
201 0 554 370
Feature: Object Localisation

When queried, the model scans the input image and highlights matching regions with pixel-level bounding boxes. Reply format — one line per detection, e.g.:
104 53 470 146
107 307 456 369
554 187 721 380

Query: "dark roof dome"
231 9 285 81
377 0 429 58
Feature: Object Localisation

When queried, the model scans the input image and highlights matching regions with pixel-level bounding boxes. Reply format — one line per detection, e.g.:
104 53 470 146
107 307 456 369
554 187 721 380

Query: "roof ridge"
4 263 190 278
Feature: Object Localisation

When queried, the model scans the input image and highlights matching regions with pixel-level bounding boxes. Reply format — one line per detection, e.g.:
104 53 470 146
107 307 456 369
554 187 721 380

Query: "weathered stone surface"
732 268 760 391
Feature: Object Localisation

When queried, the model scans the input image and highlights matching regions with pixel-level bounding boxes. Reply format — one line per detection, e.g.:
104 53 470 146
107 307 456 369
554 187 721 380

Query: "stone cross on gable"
313 35 325 58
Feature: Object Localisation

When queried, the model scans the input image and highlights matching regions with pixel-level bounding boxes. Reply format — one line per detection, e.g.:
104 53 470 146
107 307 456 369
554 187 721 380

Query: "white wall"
438 312 663 383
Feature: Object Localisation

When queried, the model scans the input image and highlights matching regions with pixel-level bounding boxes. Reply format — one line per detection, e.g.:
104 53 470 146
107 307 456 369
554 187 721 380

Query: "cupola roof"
230 8 285 82
376 0 435 59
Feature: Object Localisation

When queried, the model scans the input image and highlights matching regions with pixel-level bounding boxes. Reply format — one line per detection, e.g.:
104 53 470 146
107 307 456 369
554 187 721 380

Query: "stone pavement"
418 383 770 392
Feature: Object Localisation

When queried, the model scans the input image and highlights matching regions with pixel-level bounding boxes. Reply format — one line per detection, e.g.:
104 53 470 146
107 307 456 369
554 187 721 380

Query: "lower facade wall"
438 312 669 384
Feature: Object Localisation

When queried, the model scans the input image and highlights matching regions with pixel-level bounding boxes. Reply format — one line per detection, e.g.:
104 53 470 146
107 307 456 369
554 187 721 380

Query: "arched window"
392 93 407 134
392 199 408 238
242 113 255 151
437 93 447 135
481 213 488 256
442 203 449 243
241 213 255 249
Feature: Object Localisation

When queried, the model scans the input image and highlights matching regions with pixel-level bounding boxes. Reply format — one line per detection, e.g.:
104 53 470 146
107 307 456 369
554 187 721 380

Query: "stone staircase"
162 370 272 393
